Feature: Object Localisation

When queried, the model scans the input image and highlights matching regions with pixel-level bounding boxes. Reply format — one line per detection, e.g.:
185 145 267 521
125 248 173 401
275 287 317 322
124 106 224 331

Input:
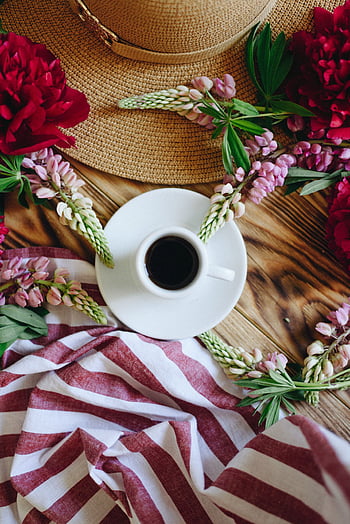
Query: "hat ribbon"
69 0 276 65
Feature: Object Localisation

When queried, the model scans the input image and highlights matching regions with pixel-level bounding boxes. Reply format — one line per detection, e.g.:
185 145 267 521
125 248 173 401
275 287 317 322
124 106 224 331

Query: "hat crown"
84 0 274 54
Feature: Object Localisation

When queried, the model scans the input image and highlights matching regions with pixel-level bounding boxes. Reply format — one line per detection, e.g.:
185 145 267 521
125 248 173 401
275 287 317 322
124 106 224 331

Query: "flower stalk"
22 149 114 267
199 298 350 427
0 256 107 325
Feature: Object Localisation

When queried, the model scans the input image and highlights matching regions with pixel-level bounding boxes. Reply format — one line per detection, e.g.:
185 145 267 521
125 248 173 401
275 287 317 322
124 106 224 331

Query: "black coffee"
145 235 199 290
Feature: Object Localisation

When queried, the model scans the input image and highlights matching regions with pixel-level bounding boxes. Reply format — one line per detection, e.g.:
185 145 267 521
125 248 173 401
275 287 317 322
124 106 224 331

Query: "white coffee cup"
134 226 235 299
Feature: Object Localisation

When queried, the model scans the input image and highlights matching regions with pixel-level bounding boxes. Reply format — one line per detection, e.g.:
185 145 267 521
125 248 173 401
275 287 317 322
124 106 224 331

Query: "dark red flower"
286 1 350 141
0 32 90 155
326 177 350 274
0 215 9 255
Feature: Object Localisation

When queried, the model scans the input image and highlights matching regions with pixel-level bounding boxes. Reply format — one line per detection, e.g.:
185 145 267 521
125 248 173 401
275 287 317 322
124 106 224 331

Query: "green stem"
0 280 15 292
34 279 66 292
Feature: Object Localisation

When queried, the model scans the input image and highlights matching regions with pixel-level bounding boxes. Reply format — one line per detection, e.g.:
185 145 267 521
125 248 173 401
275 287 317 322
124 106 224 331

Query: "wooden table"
4 153 350 441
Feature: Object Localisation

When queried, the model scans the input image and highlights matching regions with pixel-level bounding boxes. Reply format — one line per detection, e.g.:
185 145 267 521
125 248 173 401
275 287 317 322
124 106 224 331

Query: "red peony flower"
0 32 90 155
326 177 350 274
0 215 9 255
286 1 350 141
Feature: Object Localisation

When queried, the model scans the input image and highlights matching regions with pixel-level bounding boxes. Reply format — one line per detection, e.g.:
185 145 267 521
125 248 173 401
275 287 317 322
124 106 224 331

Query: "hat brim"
0 0 342 184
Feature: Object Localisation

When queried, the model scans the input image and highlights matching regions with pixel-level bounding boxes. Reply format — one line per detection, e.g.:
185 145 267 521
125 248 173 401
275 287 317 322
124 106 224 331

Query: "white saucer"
95 188 247 340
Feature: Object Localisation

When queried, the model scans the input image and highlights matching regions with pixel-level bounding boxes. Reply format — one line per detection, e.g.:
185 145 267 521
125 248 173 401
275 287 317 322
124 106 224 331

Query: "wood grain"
3 154 350 440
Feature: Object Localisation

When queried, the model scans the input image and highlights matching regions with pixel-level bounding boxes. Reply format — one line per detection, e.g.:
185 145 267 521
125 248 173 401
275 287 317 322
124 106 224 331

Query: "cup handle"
207 264 235 282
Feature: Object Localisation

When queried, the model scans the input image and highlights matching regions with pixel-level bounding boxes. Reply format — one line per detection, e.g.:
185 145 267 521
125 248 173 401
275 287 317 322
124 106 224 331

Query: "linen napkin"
0 247 349 524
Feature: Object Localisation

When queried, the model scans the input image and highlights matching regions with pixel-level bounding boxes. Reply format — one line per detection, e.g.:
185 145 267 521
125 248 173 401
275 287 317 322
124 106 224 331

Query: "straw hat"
0 0 342 184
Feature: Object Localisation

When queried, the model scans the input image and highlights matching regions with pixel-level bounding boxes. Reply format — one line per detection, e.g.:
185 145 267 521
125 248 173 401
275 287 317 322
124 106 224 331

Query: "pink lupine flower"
331 353 348 373
257 351 288 373
46 286 62 306
212 74 236 99
287 114 305 132
327 304 350 327
315 322 335 337
35 187 56 199
13 288 29 307
1 257 23 280
29 256 50 272
191 76 213 92
54 268 70 281
17 274 34 289
28 287 44 307
245 129 278 157
339 344 350 361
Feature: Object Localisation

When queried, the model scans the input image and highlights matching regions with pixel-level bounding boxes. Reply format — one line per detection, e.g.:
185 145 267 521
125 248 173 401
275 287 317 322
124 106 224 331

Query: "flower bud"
232 202 245 218
276 353 288 370
188 89 203 100
287 115 304 132
247 370 263 378
322 359 334 378
228 367 246 376
252 348 263 362
339 344 350 360
46 286 62 306
306 340 325 356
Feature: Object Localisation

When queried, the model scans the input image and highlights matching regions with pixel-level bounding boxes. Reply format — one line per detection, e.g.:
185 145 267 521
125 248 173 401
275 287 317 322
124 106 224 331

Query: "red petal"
327 127 350 139
313 7 334 33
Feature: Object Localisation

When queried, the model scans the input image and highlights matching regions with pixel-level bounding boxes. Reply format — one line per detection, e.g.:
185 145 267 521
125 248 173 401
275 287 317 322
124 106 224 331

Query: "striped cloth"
0 248 349 524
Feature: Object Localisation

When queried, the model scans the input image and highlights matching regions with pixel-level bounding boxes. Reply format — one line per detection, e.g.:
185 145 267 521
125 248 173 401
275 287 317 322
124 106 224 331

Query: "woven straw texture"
0 0 343 184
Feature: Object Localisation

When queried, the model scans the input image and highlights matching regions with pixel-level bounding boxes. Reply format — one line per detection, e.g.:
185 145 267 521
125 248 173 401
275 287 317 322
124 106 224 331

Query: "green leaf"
0 316 15 327
286 167 328 180
235 377 276 388
198 103 225 120
248 385 294 396
211 123 225 140
237 396 258 407
222 130 233 174
284 182 304 195
268 32 293 93
268 369 294 386
256 24 272 94
300 177 337 196
0 323 28 342
246 23 264 95
0 153 24 171
0 340 15 358
232 99 260 117
0 176 21 192
0 306 48 360
231 119 265 135
270 100 315 117
264 396 281 428
281 396 296 414
17 176 35 209
226 124 250 172
0 304 48 330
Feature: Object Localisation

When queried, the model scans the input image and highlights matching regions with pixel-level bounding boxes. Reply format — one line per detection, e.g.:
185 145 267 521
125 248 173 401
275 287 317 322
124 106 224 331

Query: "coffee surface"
145 235 199 290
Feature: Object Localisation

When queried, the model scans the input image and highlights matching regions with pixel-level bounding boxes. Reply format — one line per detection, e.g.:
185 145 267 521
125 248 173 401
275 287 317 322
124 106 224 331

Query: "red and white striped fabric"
1 248 350 524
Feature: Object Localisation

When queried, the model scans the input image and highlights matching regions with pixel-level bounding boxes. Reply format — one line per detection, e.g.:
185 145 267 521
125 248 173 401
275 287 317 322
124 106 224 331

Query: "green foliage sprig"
285 167 350 195
0 304 48 356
